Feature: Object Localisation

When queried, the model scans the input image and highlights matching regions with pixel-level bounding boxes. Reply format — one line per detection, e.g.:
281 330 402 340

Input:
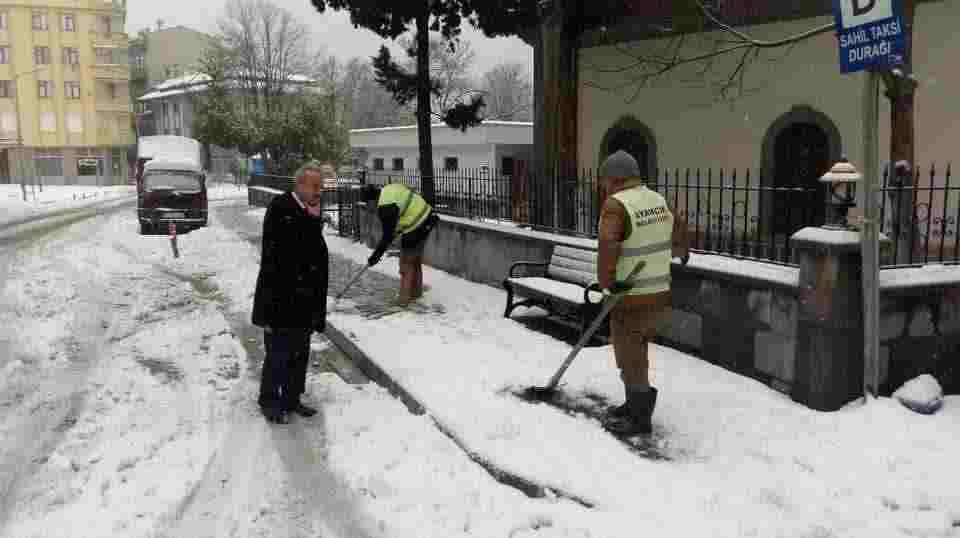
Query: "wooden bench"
502 245 606 336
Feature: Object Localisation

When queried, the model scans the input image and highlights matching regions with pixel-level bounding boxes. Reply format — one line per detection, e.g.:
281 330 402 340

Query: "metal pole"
861 69 881 399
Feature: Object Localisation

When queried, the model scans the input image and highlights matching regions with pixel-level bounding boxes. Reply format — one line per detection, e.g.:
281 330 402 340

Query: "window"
144 171 201 191
34 47 50 65
0 80 12 98
67 112 83 133
106 81 116 99
38 80 53 98
62 14 76 32
373 158 384 171
0 12 7 30
95 48 112 64
63 47 80 65
1 112 16 132
392 158 404 171
40 112 56 133
32 12 48 31
99 15 111 33
134 55 145 69
501 156 515 175
444 157 459 171
34 154 64 175
65 81 80 99
0 47 8 64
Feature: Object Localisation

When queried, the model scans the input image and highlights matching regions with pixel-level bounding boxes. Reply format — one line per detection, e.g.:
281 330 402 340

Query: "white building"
349 121 533 179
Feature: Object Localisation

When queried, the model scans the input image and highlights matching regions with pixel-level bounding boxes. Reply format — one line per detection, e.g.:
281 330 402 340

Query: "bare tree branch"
582 1 840 103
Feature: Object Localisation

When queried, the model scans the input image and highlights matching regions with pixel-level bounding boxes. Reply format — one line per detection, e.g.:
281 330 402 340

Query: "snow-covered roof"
138 71 320 101
138 135 201 160
144 157 203 174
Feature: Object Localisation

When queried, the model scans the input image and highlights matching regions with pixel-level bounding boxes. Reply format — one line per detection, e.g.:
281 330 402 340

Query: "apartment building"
128 23 212 136
0 0 133 185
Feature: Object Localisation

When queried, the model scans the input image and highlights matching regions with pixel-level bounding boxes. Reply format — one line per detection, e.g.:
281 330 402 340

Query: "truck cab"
136 136 208 235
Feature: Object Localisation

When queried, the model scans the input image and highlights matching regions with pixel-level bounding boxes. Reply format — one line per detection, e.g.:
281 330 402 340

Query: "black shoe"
603 387 657 436
289 403 317 417
263 407 289 424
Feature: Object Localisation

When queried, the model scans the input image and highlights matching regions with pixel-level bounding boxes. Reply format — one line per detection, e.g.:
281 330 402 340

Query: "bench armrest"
508 261 548 278
584 282 603 305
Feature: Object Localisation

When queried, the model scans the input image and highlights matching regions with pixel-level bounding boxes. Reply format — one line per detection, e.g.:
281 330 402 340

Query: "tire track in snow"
0 212 142 532
155 205 383 538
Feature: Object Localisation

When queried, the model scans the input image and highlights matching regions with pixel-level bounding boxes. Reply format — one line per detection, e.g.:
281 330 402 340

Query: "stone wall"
880 267 960 395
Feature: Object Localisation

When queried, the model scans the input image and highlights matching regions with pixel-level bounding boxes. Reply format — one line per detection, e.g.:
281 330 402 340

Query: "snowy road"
0 193 574 538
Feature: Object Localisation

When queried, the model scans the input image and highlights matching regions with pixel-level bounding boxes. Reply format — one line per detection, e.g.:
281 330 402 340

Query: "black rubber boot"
604 387 657 436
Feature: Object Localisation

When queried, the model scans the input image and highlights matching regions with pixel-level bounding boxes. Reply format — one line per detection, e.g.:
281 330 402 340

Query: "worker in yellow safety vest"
597 150 690 436
364 183 440 306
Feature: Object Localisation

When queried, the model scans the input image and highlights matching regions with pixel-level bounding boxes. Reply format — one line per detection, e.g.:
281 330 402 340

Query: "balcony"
92 32 129 49
95 101 132 113
94 63 130 81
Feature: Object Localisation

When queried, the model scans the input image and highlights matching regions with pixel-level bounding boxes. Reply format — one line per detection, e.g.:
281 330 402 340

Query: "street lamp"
12 66 46 199
13 66 46 146
820 157 862 229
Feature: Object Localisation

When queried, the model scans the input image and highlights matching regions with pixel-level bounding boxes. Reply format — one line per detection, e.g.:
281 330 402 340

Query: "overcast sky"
126 0 534 77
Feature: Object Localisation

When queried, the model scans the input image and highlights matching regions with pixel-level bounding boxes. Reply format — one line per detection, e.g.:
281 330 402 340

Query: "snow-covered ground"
319 233 960 538
3 190 958 538
0 190 596 538
0 184 136 227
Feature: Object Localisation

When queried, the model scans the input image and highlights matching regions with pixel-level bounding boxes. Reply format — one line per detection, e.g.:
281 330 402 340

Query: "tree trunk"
534 0 579 230
885 0 917 264
416 9 436 205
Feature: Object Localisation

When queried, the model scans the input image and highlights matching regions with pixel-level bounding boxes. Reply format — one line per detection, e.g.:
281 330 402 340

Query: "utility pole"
861 69 881 398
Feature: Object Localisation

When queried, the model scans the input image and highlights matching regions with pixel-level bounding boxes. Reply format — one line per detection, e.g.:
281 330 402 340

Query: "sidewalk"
324 233 960 537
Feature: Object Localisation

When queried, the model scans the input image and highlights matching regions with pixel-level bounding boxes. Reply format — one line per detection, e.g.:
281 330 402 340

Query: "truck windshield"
143 171 201 191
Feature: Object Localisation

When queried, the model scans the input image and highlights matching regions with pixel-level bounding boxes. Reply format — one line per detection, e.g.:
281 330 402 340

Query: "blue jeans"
258 328 310 411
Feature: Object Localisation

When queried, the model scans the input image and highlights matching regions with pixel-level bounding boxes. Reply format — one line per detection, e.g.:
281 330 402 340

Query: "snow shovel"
334 265 370 304
523 259 647 401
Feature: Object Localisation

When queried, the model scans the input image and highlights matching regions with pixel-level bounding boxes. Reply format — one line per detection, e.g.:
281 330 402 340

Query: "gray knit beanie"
599 150 640 179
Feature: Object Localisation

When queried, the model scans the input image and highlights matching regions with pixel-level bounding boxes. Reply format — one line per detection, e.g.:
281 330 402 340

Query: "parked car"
136 136 208 235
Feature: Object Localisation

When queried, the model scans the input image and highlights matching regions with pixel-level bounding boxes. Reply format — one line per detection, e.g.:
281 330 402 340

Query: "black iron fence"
267 163 957 269
881 163 958 267
366 167 823 265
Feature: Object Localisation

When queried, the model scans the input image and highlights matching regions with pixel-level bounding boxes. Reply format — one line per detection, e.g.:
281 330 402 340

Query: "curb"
324 321 595 508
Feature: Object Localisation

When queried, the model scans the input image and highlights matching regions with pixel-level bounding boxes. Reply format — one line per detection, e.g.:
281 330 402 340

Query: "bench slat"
549 256 595 276
506 277 603 305
553 246 597 264
546 266 595 287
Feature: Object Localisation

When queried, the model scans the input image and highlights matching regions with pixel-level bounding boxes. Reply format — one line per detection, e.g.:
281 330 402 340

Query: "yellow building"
0 0 132 185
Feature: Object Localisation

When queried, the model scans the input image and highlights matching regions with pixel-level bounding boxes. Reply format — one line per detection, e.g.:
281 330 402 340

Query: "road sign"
833 0 906 73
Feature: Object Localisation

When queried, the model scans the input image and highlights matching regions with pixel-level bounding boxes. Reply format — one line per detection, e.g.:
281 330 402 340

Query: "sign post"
832 0 906 399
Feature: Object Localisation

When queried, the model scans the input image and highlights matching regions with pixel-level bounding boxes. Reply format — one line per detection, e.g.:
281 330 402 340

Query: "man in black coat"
252 161 330 424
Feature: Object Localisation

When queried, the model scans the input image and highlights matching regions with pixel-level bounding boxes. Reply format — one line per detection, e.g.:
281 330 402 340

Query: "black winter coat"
252 192 329 331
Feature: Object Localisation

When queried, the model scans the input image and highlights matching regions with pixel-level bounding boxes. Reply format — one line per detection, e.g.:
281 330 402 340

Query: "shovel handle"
542 260 647 390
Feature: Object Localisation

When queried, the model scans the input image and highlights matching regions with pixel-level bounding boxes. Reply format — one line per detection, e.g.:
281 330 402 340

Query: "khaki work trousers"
609 292 671 387
398 252 424 304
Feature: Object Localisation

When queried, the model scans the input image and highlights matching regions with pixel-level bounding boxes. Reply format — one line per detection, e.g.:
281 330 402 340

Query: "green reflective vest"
378 183 432 234
611 186 673 295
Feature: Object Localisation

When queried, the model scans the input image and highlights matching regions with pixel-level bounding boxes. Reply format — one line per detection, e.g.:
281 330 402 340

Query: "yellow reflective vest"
611 186 673 296
378 183 432 233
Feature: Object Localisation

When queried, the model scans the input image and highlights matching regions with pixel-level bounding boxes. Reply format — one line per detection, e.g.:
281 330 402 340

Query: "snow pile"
893 374 945 415
0 185 136 226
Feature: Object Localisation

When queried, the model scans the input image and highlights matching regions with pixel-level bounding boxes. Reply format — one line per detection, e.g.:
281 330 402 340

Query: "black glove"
367 250 383 267
608 280 633 294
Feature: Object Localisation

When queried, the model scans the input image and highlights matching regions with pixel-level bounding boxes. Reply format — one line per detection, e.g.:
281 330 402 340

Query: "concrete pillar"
791 227 890 411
